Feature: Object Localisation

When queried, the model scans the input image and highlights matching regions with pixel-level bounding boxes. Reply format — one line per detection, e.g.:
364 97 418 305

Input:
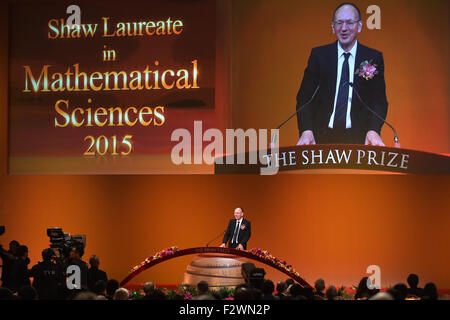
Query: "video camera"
47 227 86 259
249 268 266 289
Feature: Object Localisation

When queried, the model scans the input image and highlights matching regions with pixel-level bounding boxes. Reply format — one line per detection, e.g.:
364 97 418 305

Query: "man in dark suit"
68 246 89 291
296 3 388 146
87 254 108 292
220 207 251 250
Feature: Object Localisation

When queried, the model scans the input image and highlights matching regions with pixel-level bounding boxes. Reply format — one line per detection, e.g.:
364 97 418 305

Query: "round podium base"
183 253 248 288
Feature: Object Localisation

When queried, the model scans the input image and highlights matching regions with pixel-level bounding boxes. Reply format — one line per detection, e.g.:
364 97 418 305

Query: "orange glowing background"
0 0 449 291
231 0 449 154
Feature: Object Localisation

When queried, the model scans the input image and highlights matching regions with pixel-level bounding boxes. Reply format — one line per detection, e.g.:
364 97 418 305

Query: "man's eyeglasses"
333 20 360 29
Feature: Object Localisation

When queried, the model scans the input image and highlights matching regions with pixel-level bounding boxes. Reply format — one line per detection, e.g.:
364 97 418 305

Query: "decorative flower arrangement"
249 248 300 278
337 286 353 300
162 284 198 300
355 60 378 80
129 290 146 300
154 285 235 300
218 286 234 300
131 246 179 272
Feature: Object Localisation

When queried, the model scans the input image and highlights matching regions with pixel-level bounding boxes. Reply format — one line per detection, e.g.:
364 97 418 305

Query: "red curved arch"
120 247 311 288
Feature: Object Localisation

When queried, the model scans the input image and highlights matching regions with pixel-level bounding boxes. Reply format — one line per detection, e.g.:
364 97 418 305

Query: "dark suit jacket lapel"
353 42 364 90
327 42 339 114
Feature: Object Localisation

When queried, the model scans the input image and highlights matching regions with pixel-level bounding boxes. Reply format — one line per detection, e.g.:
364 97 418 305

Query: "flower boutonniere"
355 60 378 80
240 224 246 230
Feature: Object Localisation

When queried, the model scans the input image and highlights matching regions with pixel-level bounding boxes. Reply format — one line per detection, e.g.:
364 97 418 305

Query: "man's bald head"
333 3 361 22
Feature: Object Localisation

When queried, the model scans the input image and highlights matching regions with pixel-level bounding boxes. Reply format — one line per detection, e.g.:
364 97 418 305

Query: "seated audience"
74 291 97 300
422 282 438 300
17 285 38 300
93 280 107 297
113 287 130 300
193 280 215 300
285 278 295 288
314 278 326 298
143 281 156 296
142 288 167 300
261 279 277 300
325 285 338 300
0 287 15 300
406 273 424 298
393 283 408 300
106 279 120 300
275 281 287 299
354 277 378 300
287 283 303 299
234 284 254 300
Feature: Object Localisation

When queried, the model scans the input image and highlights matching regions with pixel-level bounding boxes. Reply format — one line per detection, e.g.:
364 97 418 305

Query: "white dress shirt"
328 41 358 129
233 218 243 243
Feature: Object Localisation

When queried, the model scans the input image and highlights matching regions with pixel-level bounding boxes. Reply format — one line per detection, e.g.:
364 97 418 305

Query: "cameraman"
0 240 19 289
9 245 31 292
30 248 65 300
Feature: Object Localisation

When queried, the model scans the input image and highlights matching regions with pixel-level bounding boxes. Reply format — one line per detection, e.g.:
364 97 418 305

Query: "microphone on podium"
349 82 401 148
206 230 226 247
270 84 321 148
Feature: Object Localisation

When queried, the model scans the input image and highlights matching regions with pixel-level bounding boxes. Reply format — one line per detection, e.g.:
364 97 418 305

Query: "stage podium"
214 144 450 174
182 253 248 289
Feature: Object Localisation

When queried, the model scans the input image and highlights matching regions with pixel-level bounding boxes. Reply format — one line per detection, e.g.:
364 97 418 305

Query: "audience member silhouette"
314 278 326 297
326 285 338 300
275 281 287 299
0 240 20 290
105 279 120 300
422 282 438 300
10 245 30 292
87 255 108 292
261 279 277 300
406 273 424 298
393 283 408 300
354 276 378 300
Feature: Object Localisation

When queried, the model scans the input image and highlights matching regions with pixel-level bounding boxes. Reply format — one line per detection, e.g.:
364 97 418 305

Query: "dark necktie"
333 52 350 129
232 221 240 243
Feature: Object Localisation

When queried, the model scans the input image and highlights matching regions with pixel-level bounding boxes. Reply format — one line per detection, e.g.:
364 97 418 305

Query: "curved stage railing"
120 247 312 288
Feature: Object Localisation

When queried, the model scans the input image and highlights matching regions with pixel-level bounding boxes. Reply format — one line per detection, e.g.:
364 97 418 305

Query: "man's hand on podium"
219 243 226 248
297 130 316 145
365 130 385 147
236 244 244 250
